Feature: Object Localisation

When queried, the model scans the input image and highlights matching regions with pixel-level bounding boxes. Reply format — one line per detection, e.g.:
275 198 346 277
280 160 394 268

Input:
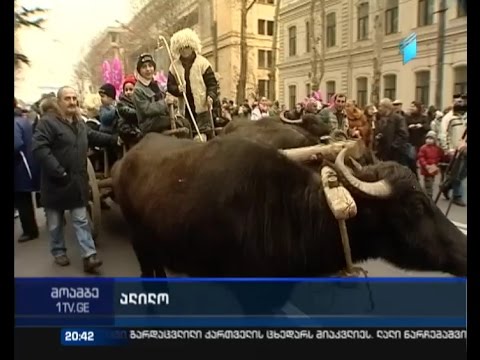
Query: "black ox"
221 115 333 149
111 134 466 278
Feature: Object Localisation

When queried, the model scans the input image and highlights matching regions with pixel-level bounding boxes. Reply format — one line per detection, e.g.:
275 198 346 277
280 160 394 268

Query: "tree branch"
246 0 256 12
14 53 30 66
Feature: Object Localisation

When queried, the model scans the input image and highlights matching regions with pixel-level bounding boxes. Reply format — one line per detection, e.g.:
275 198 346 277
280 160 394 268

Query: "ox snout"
446 231 467 277
435 210 467 277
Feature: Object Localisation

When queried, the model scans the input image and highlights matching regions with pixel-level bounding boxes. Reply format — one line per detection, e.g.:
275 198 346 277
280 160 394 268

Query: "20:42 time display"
63 330 95 343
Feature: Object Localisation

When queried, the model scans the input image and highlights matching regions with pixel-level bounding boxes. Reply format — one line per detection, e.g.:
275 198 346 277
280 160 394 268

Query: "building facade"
278 0 467 110
199 0 277 101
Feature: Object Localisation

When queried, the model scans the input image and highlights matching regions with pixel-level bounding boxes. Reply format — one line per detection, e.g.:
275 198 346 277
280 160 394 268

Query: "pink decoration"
101 58 124 99
102 61 112 84
311 90 323 102
110 58 124 97
154 71 168 90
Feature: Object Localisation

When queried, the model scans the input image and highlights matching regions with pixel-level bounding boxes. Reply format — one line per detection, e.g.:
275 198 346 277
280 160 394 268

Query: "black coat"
374 112 409 163
32 113 116 210
406 113 429 149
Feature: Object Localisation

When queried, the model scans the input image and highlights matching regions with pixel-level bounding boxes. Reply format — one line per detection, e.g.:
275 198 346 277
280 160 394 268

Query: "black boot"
83 254 103 273
18 233 38 243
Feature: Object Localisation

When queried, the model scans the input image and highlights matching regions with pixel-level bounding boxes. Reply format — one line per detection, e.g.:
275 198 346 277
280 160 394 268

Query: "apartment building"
199 0 277 101
278 0 467 109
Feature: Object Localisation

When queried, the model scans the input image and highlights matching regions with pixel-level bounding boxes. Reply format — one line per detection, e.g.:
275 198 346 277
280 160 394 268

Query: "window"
418 0 434 27
383 74 397 100
258 50 273 68
258 20 274 35
306 83 311 97
288 85 296 109
326 13 336 47
306 21 311 53
258 0 274 4
326 81 336 101
288 26 297 56
454 66 467 95
356 77 368 109
258 80 270 98
385 0 399 35
267 21 274 35
110 32 119 44
457 0 466 17
357 2 369 40
415 71 430 105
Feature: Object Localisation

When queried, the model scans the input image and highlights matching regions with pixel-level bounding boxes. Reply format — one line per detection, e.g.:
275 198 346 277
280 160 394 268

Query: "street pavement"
14 179 466 278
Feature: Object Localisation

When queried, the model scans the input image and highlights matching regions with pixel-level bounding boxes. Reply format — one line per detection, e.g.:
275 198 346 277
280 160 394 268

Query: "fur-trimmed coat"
167 53 217 116
345 106 372 148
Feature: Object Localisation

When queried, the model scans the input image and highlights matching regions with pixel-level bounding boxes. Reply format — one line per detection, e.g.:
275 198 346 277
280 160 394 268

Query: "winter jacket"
99 104 119 134
439 110 467 151
14 109 40 192
32 111 116 210
117 93 141 142
406 113 430 149
133 80 170 134
417 143 444 176
250 107 269 121
374 112 409 163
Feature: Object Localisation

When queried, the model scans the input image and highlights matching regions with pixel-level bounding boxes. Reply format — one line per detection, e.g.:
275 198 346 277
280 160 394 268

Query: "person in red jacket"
417 130 444 198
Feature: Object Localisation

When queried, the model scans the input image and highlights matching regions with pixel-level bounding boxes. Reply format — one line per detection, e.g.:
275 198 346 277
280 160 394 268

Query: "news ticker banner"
15 278 467 328
56 328 467 347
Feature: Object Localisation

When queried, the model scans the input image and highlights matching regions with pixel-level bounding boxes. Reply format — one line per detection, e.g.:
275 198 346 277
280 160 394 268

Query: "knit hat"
136 53 156 73
122 75 136 90
99 83 116 99
426 130 437 139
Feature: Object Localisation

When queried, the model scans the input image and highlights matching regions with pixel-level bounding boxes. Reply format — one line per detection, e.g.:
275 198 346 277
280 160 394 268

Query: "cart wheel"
87 158 101 244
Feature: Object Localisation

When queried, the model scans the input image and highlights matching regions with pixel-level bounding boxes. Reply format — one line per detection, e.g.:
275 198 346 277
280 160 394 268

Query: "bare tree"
72 60 94 95
236 0 256 105
210 0 219 71
77 0 197 88
14 2 46 69
309 0 325 92
268 0 281 101
371 0 384 106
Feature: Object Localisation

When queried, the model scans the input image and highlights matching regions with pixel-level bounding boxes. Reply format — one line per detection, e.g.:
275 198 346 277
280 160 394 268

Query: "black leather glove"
154 92 162 102
51 172 71 187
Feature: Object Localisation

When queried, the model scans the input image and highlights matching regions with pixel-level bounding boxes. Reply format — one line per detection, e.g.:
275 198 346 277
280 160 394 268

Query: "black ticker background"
14 328 466 360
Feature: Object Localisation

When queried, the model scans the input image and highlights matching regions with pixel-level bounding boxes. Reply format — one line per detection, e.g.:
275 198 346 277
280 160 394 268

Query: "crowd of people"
224 91 467 205
14 27 467 274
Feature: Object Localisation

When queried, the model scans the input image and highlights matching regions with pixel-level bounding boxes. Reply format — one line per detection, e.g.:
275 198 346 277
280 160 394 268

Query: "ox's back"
112 134 333 276
222 117 315 149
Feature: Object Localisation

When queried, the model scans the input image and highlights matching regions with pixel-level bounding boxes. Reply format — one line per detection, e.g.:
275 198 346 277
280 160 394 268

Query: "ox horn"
335 147 392 198
348 156 363 171
279 111 303 124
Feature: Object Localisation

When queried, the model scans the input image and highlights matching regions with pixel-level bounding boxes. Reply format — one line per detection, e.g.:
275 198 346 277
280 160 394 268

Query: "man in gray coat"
33 86 118 273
